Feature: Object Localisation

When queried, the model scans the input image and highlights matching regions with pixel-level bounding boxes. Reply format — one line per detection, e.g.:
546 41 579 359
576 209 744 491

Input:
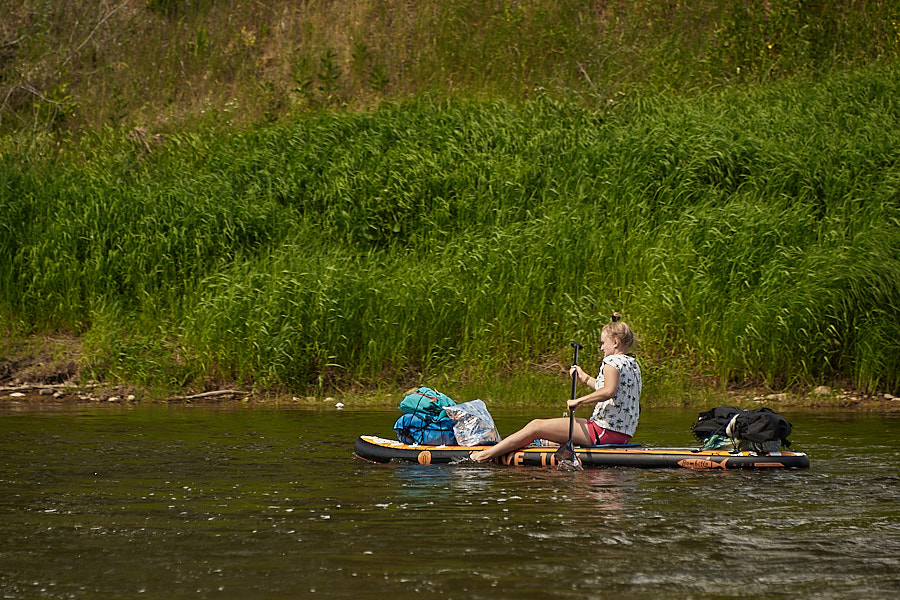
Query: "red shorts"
587 421 632 446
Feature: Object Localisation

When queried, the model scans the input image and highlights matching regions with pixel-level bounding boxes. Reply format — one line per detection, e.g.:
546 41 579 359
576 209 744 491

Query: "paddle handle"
570 341 582 400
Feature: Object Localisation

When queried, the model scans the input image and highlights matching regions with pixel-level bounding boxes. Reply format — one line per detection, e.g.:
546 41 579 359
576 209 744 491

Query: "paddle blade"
554 442 583 471
556 403 583 471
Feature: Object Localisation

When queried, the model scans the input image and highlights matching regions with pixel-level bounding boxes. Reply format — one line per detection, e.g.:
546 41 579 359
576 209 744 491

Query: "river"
1 404 897 599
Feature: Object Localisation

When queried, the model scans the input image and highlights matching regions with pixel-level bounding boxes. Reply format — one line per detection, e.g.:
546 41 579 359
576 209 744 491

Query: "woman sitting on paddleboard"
470 313 641 462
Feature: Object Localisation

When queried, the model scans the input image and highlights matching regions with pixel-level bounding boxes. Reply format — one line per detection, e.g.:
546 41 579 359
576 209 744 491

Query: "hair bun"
611 311 622 322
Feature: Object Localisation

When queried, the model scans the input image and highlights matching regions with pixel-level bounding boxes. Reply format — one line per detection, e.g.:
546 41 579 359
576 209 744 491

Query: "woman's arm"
567 363 619 410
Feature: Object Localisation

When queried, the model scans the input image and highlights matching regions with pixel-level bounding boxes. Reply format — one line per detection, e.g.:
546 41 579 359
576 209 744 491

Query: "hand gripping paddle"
555 341 584 471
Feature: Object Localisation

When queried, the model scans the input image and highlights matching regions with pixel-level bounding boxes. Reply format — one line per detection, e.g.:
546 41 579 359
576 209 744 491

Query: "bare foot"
469 450 490 462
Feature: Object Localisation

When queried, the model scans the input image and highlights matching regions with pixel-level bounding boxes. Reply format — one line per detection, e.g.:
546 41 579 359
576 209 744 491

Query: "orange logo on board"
678 458 729 470
417 450 432 465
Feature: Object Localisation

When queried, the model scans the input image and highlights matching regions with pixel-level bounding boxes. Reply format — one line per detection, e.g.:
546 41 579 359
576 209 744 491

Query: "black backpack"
692 406 793 449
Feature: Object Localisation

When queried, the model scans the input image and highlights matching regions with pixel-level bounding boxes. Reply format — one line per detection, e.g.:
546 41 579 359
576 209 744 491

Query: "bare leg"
470 417 594 462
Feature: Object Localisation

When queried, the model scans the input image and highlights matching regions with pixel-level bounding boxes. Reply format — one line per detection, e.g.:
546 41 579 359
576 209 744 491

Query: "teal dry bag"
394 387 457 445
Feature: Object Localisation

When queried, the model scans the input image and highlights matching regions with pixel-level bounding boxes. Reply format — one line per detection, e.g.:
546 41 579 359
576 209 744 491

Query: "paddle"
555 341 584 471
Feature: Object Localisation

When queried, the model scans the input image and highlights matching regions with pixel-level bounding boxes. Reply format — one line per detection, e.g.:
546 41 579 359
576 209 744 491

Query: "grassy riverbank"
3 64 899 402
2 2 899 404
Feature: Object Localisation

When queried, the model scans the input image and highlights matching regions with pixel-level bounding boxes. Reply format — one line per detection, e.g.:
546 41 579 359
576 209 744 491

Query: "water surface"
1 405 897 599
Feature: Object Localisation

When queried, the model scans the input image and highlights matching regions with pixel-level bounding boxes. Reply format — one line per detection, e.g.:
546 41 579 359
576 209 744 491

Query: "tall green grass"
1 64 898 395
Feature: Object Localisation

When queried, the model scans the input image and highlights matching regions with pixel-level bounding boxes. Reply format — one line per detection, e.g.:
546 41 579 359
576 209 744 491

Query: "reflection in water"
391 461 634 523
0 406 897 599
580 468 631 514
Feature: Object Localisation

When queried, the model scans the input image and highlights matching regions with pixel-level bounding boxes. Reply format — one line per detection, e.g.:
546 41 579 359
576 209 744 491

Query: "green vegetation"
1 2 898 401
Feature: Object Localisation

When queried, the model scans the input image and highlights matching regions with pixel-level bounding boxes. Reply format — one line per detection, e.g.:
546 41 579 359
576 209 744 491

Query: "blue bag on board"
393 412 457 446
393 387 457 445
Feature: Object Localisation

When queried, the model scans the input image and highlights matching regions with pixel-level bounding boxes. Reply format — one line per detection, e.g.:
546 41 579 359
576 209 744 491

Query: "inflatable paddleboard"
355 435 810 470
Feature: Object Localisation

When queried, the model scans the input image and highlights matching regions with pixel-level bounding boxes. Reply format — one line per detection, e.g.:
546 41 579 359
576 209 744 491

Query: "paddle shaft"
567 342 583 443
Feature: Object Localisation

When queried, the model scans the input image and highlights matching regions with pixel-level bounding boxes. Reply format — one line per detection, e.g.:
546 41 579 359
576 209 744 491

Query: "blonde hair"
602 312 636 352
